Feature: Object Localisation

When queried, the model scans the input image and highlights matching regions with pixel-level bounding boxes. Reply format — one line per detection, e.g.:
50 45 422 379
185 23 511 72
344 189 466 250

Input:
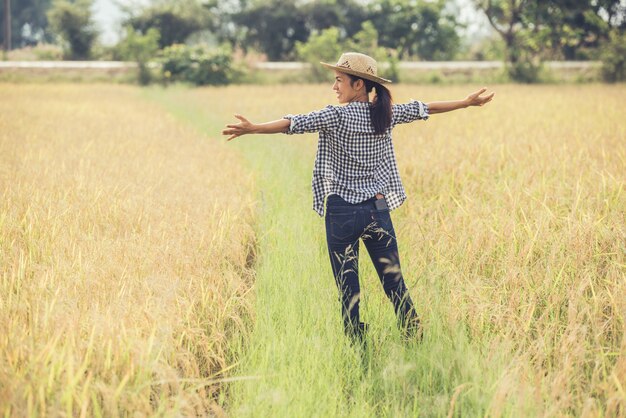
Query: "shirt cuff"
420 102 429 120
411 99 429 120
282 115 296 134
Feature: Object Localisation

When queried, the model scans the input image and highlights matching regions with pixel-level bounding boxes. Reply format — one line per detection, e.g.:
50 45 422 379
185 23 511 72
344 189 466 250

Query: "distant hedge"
160 44 240 86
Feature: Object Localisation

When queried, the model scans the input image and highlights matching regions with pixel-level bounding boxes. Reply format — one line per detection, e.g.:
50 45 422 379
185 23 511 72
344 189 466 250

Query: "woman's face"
333 71 365 103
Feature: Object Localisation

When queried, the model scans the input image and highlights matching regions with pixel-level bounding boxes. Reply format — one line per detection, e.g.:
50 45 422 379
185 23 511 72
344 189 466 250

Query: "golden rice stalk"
0 84 256 416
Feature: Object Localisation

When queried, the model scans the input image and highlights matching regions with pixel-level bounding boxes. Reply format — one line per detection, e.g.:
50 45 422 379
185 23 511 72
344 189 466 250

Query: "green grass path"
144 86 525 417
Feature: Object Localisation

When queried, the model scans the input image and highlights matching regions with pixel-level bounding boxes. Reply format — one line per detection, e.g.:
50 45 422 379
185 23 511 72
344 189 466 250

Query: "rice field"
0 84 255 416
1 82 625 417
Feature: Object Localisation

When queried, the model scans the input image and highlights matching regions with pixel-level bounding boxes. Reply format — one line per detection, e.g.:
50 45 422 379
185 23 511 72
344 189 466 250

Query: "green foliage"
601 30 626 82
160 44 239 86
117 28 160 64
385 49 401 83
301 0 370 39
5 43 63 61
233 0 309 61
508 30 543 83
233 0 371 60
0 0 53 48
47 0 97 59
346 21 382 59
235 0 449 62
465 35 505 61
117 28 160 85
346 21 399 82
296 22 400 83
368 0 460 60
476 0 624 82
124 6 204 49
33 44 63 60
475 0 545 82
507 57 542 83
296 27 344 82
547 1 620 60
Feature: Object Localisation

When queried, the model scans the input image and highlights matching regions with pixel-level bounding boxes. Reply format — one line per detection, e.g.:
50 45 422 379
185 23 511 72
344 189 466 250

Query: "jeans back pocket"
328 211 357 241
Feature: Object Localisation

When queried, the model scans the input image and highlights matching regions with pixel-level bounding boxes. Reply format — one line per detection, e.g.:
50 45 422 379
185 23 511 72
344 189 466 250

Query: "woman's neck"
349 92 369 103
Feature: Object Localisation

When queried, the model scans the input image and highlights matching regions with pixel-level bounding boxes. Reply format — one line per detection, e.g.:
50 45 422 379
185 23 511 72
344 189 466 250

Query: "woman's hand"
222 114 255 141
222 115 291 140
464 88 495 107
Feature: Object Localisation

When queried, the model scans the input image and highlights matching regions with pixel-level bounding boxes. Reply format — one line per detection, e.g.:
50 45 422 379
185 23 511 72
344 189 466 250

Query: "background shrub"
47 0 98 60
296 22 399 83
160 44 239 86
295 27 343 82
116 28 160 85
601 30 626 83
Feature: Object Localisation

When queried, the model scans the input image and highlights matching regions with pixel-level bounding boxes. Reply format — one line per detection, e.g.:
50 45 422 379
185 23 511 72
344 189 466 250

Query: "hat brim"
320 62 392 84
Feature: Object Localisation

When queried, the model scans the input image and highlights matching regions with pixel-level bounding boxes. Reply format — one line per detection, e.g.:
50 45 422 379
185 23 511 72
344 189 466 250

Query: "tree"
296 26 344 81
224 0 461 61
47 0 97 59
3 0 9 51
297 21 399 82
474 0 529 69
475 0 626 81
601 29 626 82
123 0 216 49
117 27 160 85
301 0 369 39
0 0 53 48
126 9 201 49
545 0 625 60
368 0 460 60
346 21 400 81
233 0 309 60
160 43 239 85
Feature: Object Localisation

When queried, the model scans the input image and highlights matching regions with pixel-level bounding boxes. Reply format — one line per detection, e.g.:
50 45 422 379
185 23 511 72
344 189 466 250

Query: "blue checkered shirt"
284 100 429 216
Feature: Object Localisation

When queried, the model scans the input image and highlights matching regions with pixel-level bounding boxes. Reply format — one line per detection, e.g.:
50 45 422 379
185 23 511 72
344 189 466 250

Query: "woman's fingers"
222 128 241 137
469 87 486 99
234 114 250 124
468 89 495 106
480 92 495 105
223 114 252 141
474 87 487 97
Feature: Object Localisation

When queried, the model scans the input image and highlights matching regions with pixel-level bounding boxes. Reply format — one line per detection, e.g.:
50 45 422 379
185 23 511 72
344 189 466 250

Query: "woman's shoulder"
311 104 350 119
333 101 372 115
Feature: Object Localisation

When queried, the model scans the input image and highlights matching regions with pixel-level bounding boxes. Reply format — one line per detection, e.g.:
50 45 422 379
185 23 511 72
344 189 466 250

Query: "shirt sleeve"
283 105 340 135
391 100 429 126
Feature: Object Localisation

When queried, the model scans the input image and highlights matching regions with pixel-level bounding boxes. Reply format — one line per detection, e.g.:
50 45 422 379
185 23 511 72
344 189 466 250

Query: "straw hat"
321 52 391 84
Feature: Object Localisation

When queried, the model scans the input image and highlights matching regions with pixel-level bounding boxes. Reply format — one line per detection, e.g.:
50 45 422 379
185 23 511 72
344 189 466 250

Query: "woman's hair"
348 74 393 134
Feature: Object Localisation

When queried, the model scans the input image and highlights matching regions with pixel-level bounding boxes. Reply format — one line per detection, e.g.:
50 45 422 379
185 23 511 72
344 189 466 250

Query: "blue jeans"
325 194 419 337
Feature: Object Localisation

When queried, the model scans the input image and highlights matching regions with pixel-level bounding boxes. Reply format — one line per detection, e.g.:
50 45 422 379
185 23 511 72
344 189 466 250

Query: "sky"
92 0 120 46
91 0 491 47
92 0 148 45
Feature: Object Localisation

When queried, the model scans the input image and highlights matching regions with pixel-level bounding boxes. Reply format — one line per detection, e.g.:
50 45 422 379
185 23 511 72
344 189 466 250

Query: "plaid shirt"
284 100 429 216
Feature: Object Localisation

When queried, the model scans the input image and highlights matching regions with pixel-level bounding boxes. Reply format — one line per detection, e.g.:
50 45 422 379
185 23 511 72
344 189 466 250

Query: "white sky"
92 0 150 45
92 0 121 45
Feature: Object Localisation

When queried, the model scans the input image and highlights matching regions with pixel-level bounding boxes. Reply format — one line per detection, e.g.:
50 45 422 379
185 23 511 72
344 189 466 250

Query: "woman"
222 52 494 343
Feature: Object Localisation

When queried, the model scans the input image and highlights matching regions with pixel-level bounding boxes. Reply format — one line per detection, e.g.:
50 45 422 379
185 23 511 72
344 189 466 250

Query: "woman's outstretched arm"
427 88 495 115
222 114 290 141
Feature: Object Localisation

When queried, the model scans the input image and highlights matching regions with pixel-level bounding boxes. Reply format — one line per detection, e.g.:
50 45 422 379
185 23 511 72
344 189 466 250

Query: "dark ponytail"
349 75 393 134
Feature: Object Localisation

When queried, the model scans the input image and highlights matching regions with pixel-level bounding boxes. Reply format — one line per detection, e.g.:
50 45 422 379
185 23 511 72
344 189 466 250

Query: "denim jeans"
325 194 419 337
